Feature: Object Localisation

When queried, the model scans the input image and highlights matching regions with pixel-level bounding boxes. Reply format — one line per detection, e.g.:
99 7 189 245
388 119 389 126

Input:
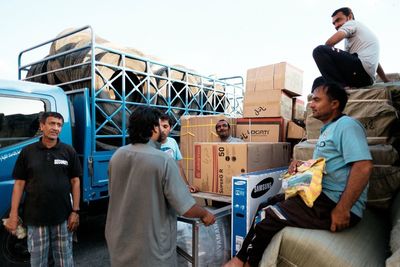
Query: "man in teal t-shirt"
224 79 373 267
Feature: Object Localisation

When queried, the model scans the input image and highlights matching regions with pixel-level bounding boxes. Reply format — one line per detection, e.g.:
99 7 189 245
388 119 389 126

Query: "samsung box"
231 167 287 256
193 142 290 195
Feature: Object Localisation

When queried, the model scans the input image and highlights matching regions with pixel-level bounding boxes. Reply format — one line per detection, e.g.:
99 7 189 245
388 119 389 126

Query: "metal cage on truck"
17 25 244 201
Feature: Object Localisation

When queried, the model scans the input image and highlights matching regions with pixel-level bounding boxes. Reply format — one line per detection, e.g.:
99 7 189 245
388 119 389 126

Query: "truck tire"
0 225 30 267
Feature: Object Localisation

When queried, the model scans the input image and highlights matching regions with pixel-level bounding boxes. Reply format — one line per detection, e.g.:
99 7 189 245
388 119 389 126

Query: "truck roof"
0 79 64 95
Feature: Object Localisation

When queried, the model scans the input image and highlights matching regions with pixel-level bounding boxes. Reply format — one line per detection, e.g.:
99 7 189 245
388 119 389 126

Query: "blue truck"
0 26 243 265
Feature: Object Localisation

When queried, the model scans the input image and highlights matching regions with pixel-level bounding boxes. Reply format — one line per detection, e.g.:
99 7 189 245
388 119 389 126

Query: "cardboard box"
245 62 303 96
243 89 292 119
231 167 287 256
180 115 237 183
246 65 274 92
287 121 305 139
293 97 305 121
193 142 290 195
236 117 288 142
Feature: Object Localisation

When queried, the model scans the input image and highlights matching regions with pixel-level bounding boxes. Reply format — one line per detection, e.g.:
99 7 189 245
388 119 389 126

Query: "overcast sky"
1 0 399 96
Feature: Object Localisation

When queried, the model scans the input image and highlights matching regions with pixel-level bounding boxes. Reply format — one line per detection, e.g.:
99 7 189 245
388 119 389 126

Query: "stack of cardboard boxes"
240 62 306 142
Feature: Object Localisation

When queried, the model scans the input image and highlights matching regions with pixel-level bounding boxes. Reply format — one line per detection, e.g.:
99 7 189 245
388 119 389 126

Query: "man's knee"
312 45 330 60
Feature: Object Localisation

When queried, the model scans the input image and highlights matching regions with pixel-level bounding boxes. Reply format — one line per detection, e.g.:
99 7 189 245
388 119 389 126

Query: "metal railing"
18 25 244 150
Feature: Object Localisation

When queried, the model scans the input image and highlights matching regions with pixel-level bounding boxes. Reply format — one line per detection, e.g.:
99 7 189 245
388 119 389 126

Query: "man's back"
105 141 195 267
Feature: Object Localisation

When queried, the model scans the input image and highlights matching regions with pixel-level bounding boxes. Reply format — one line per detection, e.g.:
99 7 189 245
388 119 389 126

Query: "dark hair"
40 112 64 124
215 119 230 130
128 106 162 144
311 76 326 91
159 113 173 127
332 7 354 19
312 82 348 112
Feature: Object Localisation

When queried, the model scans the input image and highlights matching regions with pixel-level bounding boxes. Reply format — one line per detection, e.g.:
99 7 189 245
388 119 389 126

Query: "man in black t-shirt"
5 111 82 267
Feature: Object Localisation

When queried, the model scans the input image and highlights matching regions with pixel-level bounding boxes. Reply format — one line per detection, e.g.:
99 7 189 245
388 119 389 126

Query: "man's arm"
183 204 216 226
325 31 346 47
376 63 390 82
67 177 80 232
330 160 373 232
5 180 26 234
178 160 199 193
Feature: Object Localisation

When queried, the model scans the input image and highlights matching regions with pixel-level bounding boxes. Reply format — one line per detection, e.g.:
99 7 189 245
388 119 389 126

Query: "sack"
282 158 326 207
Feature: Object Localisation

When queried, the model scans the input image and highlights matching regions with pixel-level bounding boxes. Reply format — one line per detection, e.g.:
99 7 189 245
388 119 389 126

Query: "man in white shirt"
313 7 389 88
215 119 243 143
160 113 198 192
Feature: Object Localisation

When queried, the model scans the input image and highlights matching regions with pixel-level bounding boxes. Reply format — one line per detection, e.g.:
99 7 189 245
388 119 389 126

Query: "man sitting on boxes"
216 119 243 143
313 7 389 88
224 79 373 267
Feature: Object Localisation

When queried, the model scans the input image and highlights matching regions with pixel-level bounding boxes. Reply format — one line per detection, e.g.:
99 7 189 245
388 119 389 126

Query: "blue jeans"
27 221 73 267
313 45 373 88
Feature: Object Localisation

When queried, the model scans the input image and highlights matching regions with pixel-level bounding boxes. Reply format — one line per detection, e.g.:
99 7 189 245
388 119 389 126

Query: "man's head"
159 113 173 143
39 112 64 141
310 80 348 123
331 7 354 31
128 106 162 144
215 119 231 141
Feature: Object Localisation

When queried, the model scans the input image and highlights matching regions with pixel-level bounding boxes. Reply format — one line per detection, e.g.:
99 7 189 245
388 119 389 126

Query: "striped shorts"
27 220 73 267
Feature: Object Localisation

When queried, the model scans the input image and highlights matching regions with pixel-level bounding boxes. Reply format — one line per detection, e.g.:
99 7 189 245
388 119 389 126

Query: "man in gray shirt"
216 119 243 142
105 107 216 267
313 7 389 88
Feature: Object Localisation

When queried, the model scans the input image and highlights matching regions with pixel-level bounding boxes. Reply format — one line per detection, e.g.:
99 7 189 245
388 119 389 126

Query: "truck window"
0 96 45 148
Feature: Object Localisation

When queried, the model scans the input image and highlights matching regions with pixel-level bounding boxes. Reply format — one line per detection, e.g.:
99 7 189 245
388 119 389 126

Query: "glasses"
216 123 229 129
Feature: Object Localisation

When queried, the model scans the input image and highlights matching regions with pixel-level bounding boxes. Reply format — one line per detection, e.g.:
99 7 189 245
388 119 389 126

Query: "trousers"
27 220 73 267
313 45 373 88
236 193 361 267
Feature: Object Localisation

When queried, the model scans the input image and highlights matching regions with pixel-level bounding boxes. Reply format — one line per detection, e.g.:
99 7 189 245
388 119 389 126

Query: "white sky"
0 0 399 97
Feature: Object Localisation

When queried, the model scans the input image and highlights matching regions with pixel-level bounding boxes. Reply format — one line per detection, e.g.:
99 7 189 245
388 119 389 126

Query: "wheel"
0 225 30 267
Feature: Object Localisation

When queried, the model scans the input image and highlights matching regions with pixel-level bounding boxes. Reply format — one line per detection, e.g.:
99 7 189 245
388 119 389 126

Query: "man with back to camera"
223 79 373 267
159 113 199 192
313 7 389 88
216 119 243 142
4 111 82 267
105 106 216 267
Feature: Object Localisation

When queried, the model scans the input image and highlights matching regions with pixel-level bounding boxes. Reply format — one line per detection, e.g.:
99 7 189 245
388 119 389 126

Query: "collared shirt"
13 138 82 226
105 140 196 267
313 116 372 217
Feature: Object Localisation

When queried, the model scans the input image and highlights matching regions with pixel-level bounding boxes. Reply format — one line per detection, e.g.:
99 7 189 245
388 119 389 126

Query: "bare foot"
223 256 244 267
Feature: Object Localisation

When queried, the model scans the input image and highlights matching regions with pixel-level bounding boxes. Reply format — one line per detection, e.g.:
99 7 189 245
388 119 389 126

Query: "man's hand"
330 205 351 232
288 160 304 175
201 210 216 226
4 216 19 235
67 212 79 232
188 184 199 193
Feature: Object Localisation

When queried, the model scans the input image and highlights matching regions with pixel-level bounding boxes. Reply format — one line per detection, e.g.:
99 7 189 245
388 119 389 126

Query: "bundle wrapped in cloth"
282 158 326 207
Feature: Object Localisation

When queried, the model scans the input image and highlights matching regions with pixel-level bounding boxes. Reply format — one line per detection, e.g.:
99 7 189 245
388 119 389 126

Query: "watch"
72 209 80 214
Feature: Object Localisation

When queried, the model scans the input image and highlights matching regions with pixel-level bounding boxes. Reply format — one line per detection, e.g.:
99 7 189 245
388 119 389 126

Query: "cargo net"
19 27 243 150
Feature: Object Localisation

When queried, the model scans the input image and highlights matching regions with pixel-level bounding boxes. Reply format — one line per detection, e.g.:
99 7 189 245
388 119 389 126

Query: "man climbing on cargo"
159 113 199 192
313 7 390 88
216 119 243 142
105 106 215 267
223 80 373 267
4 112 82 267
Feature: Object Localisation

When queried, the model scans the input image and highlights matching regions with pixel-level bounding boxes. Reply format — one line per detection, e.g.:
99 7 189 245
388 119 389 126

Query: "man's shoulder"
166 137 178 146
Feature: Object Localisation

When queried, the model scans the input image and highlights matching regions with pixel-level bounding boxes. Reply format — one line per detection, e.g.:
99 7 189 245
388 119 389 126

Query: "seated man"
224 81 373 267
216 119 243 142
313 7 389 88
